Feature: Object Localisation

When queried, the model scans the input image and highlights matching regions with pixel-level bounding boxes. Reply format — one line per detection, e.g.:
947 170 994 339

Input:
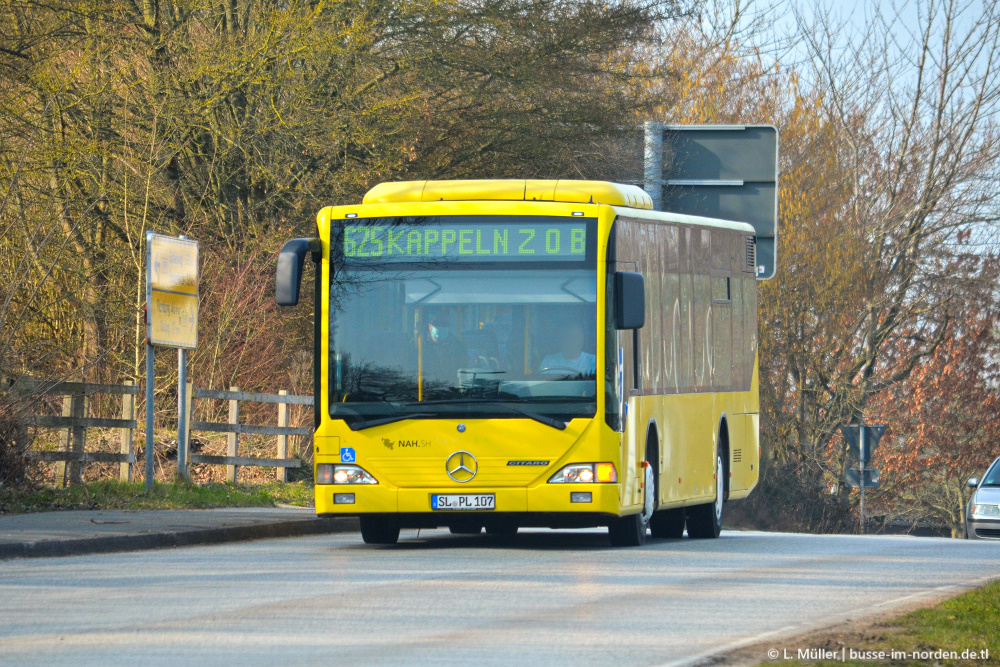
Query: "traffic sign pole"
145 231 155 492
859 422 866 534
177 347 188 479
175 235 191 480
145 339 155 492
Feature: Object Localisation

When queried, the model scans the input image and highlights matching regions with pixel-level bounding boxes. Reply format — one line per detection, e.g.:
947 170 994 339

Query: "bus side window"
692 229 712 390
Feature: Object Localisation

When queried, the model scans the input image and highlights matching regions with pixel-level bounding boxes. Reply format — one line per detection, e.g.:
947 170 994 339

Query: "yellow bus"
276 179 761 546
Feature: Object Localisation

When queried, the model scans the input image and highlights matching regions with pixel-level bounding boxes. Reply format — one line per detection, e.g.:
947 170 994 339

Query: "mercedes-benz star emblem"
446 451 478 483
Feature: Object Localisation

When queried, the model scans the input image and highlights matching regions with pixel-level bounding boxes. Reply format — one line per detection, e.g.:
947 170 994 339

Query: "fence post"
120 381 135 482
226 386 240 483
277 390 289 482
182 381 193 478
56 395 72 487
68 393 87 485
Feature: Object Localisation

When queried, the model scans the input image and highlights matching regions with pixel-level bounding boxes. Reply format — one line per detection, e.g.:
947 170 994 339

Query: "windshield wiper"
404 399 567 431
500 404 567 431
348 412 437 431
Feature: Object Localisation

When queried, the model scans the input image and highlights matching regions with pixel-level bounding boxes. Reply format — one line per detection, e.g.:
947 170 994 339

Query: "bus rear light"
549 463 617 484
316 463 378 485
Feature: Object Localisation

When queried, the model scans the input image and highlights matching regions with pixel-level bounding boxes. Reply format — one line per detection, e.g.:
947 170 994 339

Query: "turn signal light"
596 462 617 483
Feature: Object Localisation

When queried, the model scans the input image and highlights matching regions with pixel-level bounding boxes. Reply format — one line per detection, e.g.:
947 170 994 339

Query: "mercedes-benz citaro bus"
276 179 762 546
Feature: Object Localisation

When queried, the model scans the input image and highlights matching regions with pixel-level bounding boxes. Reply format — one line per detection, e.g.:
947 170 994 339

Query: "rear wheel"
609 463 654 547
650 507 685 538
687 454 724 539
360 515 400 545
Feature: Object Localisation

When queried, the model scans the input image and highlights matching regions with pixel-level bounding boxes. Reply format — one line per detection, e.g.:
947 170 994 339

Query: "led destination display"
341 219 590 263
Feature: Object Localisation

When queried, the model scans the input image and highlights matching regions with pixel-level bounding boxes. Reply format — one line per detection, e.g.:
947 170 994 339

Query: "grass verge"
0 479 314 514
766 579 999 666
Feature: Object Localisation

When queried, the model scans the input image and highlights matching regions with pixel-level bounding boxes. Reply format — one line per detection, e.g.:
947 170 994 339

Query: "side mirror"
613 271 645 330
967 477 979 489
276 238 321 306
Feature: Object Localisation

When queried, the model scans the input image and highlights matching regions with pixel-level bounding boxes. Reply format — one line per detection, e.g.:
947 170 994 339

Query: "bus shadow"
342 529 692 552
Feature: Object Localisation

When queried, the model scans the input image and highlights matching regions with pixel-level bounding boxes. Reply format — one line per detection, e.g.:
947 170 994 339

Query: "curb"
0 516 360 561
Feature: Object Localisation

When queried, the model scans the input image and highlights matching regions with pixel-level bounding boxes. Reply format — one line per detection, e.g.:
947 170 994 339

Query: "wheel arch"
645 418 660 456
717 413 731 501
645 418 660 508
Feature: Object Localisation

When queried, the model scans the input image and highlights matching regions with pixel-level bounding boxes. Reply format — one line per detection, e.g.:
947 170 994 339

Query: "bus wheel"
650 508 685 539
609 464 654 547
360 515 400 545
687 454 724 539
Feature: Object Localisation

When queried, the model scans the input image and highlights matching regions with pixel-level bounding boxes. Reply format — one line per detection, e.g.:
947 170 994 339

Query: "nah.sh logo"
382 438 394 450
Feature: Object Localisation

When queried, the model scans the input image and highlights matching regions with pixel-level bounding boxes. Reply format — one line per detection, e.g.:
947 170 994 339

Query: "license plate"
431 494 495 511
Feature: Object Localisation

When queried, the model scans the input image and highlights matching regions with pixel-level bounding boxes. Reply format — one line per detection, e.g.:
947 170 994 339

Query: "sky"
748 0 987 78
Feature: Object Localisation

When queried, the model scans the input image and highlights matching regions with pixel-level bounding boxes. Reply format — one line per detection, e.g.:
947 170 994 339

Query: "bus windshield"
329 216 598 424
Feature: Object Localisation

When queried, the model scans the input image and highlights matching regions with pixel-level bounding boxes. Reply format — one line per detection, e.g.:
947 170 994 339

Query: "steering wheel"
538 366 581 376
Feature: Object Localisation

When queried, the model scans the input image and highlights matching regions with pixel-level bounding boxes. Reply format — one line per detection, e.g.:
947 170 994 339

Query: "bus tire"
650 508 685 539
686 453 724 539
608 512 647 547
360 515 400 545
608 462 654 547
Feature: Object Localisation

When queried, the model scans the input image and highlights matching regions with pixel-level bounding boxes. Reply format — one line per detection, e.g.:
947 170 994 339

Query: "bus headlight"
316 464 378 485
549 463 617 484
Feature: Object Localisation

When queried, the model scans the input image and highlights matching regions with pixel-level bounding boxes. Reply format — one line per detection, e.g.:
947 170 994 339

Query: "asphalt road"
0 529 997 666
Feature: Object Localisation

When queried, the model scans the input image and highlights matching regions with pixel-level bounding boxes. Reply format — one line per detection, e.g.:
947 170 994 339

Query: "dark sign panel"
846 467 881 489
644 124 779 280
840 424 888 465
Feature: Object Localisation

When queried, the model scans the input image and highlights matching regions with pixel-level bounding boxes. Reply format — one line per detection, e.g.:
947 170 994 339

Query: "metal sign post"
145 232 199 490
840 423 887 533
145 332 155 492
859 424 866 534
177 348 188 478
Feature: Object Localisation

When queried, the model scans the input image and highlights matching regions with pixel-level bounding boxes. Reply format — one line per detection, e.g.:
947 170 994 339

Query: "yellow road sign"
150 235 198 294
149 291 198 349
147 233 199 349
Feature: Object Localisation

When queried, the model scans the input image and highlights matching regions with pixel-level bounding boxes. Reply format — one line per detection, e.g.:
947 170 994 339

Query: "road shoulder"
0 507 358 560
688 575 999 667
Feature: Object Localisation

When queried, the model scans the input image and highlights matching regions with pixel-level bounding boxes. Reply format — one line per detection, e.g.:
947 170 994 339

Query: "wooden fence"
184 385 312 483
3 378 311 485
2 378 137 485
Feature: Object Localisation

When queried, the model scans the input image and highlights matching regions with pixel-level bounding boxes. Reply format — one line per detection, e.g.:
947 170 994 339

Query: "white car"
967 456 1000 540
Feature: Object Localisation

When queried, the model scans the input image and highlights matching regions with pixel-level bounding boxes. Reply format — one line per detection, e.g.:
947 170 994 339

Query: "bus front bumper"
315 482 626 519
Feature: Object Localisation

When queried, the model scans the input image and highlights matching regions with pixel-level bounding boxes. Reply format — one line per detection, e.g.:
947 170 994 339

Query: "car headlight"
970 503 1000 517
549 462 617 484
316 463 378 485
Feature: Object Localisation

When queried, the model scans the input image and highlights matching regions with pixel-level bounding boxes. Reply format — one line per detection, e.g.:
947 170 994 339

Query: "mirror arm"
632 328 640 392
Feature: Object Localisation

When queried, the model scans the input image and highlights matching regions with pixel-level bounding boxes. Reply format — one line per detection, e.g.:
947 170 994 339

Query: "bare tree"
734 0 1000 533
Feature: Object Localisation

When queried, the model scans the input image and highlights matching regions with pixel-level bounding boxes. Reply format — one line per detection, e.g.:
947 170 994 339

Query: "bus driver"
539 321 596 376
418 311 467 385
